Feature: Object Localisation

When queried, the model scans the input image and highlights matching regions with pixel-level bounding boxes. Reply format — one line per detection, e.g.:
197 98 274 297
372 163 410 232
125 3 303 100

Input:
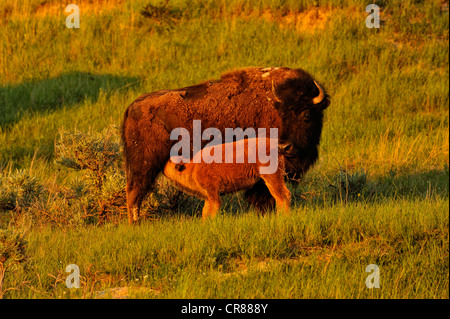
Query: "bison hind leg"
244 179 276 214
126 178 148 225
125 159 167 225
123 120 172 225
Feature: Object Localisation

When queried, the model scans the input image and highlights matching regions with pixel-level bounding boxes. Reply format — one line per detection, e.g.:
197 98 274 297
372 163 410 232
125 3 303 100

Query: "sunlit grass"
4 196 447 298
0 0 448 298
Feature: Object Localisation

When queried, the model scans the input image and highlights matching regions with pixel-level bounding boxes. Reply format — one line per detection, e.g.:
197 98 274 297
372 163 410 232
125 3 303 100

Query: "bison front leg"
244 179 276 214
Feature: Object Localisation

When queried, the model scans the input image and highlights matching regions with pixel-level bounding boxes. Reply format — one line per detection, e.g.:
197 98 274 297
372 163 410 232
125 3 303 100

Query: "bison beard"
121 67 330 224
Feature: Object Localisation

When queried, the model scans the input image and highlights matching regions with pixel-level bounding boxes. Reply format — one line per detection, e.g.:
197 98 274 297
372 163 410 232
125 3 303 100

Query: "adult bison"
121 67 330 224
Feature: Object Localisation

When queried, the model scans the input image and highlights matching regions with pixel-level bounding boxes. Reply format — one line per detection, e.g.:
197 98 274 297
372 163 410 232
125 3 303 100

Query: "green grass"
0 0 448 298
5 196 448 298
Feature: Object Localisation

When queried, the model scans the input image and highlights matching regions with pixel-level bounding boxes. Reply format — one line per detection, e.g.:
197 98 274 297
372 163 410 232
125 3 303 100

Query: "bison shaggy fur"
122 67 330 224
163 137 292 220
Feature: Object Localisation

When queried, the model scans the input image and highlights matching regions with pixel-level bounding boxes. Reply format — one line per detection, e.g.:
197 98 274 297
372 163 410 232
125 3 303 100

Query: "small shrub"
139 0 183 32
0 228 27 298
1 126 200 227
0 169 44 211
55 126 122 187
55 126 126 223
140 0 182 22
54 126 190 224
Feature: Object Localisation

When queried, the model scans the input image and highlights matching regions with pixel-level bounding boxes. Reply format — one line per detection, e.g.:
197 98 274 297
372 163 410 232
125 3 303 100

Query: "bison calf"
163 138 292 220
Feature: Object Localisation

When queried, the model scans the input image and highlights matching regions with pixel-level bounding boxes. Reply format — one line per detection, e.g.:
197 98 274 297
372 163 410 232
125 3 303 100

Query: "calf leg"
261 173 291 215
195 175 222 220
202 193 222 220
201 201 210 219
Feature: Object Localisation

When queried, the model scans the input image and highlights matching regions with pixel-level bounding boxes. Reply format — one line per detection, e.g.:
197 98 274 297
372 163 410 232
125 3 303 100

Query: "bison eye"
303 110 311 122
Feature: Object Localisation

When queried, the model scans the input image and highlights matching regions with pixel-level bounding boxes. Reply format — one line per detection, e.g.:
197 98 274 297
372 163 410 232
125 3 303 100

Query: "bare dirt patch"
93 286 161 299
34 0 125 16
237 6 364 35
271 8 332 34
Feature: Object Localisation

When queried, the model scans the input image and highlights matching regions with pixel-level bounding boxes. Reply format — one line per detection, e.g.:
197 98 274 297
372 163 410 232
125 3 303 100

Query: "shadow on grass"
157 168 449 220
0 72 140 128
293 167 449 209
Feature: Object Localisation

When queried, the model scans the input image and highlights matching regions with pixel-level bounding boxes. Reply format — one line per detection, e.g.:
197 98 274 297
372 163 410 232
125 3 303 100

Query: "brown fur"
122 67 330 224
163 138 291 220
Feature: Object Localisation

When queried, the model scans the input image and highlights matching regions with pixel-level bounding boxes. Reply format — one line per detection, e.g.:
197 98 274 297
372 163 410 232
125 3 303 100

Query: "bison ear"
175 164 186 172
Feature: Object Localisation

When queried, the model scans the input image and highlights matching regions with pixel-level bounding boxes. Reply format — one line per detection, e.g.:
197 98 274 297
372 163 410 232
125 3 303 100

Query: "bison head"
271 69 330 181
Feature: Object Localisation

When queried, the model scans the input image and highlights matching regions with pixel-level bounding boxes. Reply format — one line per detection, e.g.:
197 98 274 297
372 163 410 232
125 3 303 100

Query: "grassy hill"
0 0 448 298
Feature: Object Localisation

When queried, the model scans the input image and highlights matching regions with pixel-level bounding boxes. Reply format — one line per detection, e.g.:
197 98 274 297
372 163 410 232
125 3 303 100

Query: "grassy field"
0 0 448 299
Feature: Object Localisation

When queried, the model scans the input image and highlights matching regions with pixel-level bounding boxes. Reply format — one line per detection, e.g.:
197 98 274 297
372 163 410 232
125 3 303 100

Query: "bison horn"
271 80 282 103
312 81 325 104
